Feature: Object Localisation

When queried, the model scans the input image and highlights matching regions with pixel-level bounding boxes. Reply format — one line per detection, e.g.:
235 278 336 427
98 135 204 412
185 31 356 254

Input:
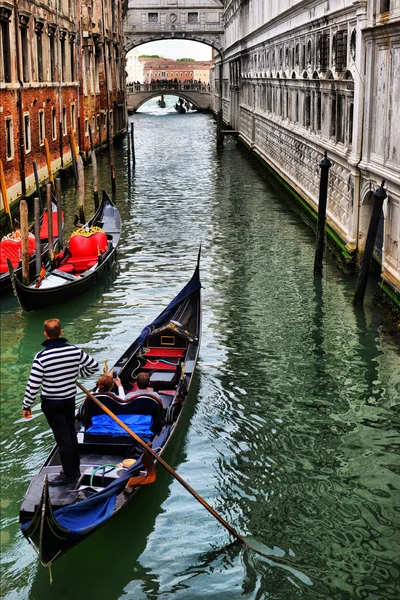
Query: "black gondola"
8 191 121 311
0 201 63 293
19 253 201 566
174 103 186 114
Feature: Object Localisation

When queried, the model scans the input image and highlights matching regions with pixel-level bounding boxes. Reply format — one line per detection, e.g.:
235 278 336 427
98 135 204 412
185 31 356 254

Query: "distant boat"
174 103 186 114
157 99 166 108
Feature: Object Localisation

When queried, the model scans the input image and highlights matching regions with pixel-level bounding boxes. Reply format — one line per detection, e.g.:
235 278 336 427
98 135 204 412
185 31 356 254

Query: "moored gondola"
19 253 201 566
0 201 63 293
8 191 121 311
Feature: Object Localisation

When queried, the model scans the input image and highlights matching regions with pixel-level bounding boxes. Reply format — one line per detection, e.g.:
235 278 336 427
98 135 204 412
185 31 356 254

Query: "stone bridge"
124 1 225 56
126 82 212 112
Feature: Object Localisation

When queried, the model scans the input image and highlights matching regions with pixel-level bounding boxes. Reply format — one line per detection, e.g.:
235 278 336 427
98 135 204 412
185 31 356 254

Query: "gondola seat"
58 230 108 273
83 393 161 443
39 211 64 239
0 237 36 273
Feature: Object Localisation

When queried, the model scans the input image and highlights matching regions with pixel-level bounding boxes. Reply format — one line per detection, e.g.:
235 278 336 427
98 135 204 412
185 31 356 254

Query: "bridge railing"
126 82 211 94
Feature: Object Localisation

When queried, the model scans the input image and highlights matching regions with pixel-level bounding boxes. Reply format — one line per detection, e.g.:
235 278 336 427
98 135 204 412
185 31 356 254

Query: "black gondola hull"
9 191 121 311
19 253 201 565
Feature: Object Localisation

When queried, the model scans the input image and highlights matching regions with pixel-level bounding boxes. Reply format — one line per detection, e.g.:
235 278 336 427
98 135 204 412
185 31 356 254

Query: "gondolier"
22 318 99 486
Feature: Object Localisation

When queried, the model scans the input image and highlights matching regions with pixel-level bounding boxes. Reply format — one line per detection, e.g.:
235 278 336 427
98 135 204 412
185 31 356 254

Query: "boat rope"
146 359 178 366
90 464 119 487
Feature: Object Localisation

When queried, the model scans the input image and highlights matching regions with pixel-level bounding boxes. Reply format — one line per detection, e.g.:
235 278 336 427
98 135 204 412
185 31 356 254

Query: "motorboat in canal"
0 200 63 293
19 253 201 566
8 191 120 311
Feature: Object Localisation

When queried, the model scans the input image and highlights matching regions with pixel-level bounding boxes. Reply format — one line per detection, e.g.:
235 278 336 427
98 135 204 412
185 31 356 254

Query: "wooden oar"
76 381 291 566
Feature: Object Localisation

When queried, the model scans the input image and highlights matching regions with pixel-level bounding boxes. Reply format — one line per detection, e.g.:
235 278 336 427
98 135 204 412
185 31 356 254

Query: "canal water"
1 98 399 600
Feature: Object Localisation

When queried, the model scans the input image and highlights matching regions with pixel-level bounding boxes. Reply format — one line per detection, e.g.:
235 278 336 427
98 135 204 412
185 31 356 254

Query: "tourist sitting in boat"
124 372 164 434
95 374 126 401
125 372 161 403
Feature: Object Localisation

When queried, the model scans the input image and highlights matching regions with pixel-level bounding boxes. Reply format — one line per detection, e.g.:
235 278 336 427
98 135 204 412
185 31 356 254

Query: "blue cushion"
86 414 153 441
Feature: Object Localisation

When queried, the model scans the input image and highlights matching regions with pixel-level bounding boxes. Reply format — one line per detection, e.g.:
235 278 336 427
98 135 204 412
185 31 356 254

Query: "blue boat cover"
137 276 200 347
86 414 153 441
21 454 146 539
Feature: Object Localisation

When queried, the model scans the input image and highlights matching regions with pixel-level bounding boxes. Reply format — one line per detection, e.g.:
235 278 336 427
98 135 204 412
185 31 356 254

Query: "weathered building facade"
0 0 126 208
215 0 400 297
140 57 212 84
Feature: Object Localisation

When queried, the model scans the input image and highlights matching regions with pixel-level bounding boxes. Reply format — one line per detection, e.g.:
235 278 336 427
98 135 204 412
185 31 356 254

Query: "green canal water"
1 99 399 599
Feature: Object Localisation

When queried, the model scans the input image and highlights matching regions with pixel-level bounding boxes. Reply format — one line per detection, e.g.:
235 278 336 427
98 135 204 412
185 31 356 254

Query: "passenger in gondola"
94 374 126 401
124 372 164 434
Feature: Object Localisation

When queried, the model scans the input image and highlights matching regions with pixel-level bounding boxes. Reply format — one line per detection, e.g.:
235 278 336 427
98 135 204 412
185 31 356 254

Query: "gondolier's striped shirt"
23 337 99 410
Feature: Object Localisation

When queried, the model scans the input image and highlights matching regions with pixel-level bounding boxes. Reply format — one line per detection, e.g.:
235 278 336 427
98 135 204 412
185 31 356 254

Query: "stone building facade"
0 0 126 208
215 0 400 297
140 57 212 84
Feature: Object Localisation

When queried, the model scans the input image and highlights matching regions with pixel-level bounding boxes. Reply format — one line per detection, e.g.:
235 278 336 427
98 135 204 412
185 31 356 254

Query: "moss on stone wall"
237 138 356 272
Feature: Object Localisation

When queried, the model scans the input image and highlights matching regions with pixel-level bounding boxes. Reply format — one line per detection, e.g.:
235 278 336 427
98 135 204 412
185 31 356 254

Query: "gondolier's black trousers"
41 396 80 478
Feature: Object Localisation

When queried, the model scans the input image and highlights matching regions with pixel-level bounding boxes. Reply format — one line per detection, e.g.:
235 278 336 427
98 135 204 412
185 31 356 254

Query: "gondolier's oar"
76 381 291 567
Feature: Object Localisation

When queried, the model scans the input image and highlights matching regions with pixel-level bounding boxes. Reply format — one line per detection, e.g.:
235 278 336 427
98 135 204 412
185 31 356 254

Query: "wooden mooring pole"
46 184 54 263
88 126 99 208
127 130 131 181
77 155 86 224
34 197 41 277
55 177 63 249
0 159 13 231
44 138 54 187
20 200 29 285
69 134 78 183
32 161 43 212
353 181 387 305
313 152 332 276
130 121 135 166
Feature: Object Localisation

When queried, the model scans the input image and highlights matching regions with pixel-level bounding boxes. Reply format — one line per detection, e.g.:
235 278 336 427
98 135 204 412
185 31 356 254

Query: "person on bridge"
22 318 99 487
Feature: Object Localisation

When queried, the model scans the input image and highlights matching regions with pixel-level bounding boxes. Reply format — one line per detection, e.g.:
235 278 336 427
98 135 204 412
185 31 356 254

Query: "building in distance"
140 57 212 84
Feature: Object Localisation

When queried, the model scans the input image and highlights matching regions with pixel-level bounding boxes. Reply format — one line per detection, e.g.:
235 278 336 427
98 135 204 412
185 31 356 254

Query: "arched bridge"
127 82 212 113
124 0 225 55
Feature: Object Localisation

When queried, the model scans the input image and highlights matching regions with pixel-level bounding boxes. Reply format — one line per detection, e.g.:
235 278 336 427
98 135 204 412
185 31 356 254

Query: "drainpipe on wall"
74 0 81 152
217 55 224 147
56 2 63 166
353 3 368 259
14 2 26 198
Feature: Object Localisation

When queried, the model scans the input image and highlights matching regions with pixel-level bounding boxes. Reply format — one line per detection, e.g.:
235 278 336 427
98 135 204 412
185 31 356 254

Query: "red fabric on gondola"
40 211 64 239
69 232 108 257
142 360 177 371
56 263 75 273
57 231 108 273
144 348 185 358
0 238 36 273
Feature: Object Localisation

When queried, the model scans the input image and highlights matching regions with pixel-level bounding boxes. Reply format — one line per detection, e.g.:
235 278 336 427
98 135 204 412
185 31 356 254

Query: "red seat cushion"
57 263 75 273
0 237 36 273
61 257 99 272
40 211 64 239
69 231 108 258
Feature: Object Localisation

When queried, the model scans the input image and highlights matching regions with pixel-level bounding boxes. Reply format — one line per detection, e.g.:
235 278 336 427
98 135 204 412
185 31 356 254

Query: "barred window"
148 13 158 23
335 31 347 72
5 118 13 159
318 33 329 71
39 110 45 145
188 12 198 23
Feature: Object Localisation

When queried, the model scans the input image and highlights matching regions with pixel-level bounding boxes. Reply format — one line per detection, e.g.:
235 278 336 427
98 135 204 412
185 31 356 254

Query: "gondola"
8 191 121 311
0 201 63 293
174 103 186 114
19 252 201 566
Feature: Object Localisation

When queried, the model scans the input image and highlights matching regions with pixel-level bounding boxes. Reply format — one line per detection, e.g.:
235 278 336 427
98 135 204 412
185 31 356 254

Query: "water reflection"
1 110 399 600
